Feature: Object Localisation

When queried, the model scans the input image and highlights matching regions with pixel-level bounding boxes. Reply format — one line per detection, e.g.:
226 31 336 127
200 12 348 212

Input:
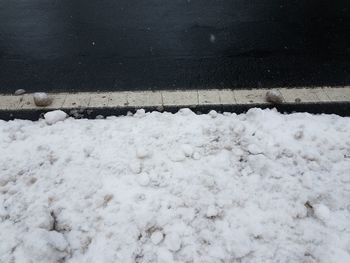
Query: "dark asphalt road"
0 0 349 93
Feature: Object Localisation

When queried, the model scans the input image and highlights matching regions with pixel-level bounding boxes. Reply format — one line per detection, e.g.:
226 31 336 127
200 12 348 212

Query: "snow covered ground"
0 108 350 263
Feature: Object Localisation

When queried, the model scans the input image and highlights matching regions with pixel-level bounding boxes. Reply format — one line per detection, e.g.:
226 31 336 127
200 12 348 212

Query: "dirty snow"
0 108 350 263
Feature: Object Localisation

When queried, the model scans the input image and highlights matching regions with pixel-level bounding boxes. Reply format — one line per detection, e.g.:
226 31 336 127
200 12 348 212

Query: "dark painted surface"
2 102 350 121
0 0 349 93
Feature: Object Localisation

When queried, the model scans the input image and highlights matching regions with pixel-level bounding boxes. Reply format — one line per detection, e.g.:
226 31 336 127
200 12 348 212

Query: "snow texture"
0 108 350 263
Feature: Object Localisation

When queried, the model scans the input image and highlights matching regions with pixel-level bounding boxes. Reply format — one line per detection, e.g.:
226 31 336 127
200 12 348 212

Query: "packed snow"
44 110 67 125
0 108 350 263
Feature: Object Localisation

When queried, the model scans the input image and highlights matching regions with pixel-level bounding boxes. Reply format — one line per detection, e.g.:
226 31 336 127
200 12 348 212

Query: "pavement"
1 87 350 120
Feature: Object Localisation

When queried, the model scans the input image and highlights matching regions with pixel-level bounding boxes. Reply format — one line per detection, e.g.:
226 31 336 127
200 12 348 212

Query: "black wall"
0 0 349 93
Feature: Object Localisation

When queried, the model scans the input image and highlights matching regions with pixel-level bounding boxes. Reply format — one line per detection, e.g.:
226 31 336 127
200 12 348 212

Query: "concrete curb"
1 87 350 120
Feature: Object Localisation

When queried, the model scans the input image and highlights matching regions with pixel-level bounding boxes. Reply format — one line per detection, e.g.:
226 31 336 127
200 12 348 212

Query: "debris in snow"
265 90 283 104
103 194 114 206
156 105 164 112
0 205 8 220
294 130 304 140
314 204 331 223
151 230 164 245
165 233 182 252
33 92 53 107
14 89 26 95
44 110 67 125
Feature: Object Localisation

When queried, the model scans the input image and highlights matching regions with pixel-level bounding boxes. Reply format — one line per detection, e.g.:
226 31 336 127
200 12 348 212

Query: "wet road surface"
0 0 349 93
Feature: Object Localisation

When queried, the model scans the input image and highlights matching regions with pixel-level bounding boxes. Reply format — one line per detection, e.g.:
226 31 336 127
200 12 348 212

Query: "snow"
314 204 331 223
137 172 151 187
151 231 164 245
44 110 67 125
0 108 350 262
164 233 181 252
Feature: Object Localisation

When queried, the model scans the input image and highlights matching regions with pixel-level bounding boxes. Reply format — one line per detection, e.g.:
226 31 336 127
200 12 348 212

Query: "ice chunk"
33 92 53 107
181 144 194 157
137 172 150 186
206 205 219 218
151 230 164 245
44 110 67 125
314 204 330 223
165 233 181 252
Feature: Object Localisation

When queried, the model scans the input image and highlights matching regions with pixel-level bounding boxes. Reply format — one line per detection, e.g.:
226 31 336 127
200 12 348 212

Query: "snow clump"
44 110 67 125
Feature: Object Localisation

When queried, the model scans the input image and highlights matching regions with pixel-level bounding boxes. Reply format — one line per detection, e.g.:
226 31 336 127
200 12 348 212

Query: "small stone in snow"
14 89 26 95
44 110 67 125
265 90 283 104
34 92 53 107
156 105 164 112
151 231 164 245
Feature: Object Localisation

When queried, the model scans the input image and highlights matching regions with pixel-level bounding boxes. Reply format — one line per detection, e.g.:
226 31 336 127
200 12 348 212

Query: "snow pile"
0 108 349 263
